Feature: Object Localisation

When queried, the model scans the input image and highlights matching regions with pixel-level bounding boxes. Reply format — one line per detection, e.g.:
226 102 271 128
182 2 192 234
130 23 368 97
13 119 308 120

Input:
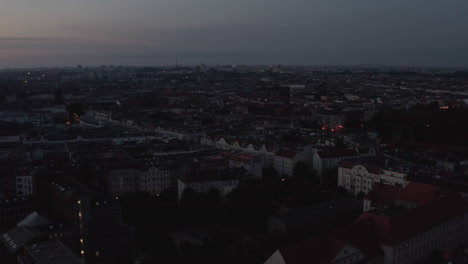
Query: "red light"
444 251 452 260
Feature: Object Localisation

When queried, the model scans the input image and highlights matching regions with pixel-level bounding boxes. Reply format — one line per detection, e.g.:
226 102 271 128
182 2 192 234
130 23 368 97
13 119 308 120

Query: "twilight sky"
1 0 468 68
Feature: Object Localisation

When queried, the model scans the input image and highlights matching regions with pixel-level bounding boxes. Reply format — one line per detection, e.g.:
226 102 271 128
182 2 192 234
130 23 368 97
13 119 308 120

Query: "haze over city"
1 1 468 264
2 0 468 68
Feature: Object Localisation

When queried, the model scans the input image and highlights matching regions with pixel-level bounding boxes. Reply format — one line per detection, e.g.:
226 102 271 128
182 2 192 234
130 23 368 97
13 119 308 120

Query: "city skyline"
1 0 468 68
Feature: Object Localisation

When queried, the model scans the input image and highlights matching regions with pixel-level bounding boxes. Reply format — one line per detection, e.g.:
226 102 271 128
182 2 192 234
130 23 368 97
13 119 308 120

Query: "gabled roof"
276 149 299 159
317 149 358 159
16 212 52 228
223 152 252 164
0 226 35 253
279 218 383 264
365 181 443 208
365 183 399 207
396 182 441 206
340 160 382 174
356 193 468 246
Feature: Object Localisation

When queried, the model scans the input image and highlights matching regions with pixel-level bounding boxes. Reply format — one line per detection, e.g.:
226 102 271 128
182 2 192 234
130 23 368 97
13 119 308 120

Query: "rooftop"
22 240 82 264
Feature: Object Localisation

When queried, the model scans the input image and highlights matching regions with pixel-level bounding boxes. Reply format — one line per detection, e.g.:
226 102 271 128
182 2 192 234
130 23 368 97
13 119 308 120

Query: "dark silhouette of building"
48 178 134 264
54 81 62 105
17 240 82 264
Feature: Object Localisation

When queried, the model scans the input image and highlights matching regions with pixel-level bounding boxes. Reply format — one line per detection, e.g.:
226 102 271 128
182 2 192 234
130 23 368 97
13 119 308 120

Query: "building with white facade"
106 167 140 196
264 193 468 264
313 149 359 183
177 168 243 201
357 194 468 264
338 160 408 196
200 136 278 168
139 165 173 196
274 150 303 177
177 158 246 201
105 164 177 197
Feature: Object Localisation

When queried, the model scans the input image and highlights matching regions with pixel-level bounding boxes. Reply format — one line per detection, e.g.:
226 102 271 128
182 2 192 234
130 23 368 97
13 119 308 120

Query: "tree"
180 187 199 208
225 179 271 231
159 187 178 203
292 161 314 184
262 166 279 185
204 187 221 208
324 167 339 188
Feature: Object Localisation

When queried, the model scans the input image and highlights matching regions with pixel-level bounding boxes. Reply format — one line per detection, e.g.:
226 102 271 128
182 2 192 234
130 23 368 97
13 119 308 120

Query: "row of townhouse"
201 136 312 177
177 169 243 201
105 164 177 197
202 135 381 180
200 136 278 167
337 159 408 196
177 158 247 201
105 157 249 202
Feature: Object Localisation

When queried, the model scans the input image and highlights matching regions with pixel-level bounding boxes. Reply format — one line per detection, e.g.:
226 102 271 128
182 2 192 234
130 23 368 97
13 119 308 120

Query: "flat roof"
23 240 82 264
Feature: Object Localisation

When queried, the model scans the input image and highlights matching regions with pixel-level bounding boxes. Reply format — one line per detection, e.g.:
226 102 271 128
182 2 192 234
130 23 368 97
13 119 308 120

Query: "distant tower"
54 80 63 104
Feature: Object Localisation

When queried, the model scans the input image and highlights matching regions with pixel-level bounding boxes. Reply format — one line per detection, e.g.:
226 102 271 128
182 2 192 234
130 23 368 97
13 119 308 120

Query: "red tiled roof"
340 160 356 169
279 218 383 264
366 181 442 208
339 160 382 174
365 183 399 207
396 182 441 206
223 152 251 164
317 149 358 159
276 149 299 159
356 193 468 246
